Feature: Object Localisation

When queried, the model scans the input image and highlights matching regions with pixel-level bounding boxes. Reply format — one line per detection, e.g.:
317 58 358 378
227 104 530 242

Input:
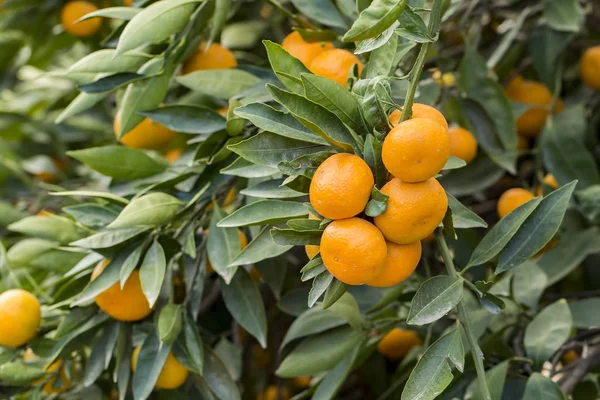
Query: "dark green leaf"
343 0 407 42
132 332 171 400
207 204 241 283
218 200 308 227
308 271 334 307
139 240 166 308
139 105 226 134
407 276 463 326
524 300 572 368
68 146 167 180
522 373 566 400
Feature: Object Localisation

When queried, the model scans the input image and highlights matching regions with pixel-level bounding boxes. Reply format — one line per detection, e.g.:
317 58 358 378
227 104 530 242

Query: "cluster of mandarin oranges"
308 104 479 288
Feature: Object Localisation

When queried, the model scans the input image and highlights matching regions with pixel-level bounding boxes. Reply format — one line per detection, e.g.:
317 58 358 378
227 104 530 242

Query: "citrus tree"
1 0 600 399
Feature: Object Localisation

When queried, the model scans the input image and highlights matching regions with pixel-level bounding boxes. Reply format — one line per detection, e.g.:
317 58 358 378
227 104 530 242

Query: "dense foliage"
0 0 599 399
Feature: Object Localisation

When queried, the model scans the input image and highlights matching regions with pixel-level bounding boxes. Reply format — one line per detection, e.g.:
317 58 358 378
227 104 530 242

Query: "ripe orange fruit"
580 46 600 90
252 344 272 369
382 118 450 183
0 289 41 348
309 153 374 220
505 76 563 138
124 0 133 5
24 350 74 394
543 173 559 189
281 31 333 67
448 126 477 163
374 178 448 244
182 42 237 74
60 1 102 38
377 328 422 360
309 49 363 86
91 260 153 321
292 376 312 388
517 136 529 151
258 385 291 400
217 106 229 117
114 112 177 150
305 213 321 259
164 148 182 163
320 218 387 285
132 347 188 389
366 241 422 287
432 70 456 87
496 188 535 218
562 350 579 365
389 103 449 131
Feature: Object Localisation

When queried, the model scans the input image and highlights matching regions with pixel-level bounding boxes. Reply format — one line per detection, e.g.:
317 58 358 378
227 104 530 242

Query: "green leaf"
115 0 202 56
528 25 573 91
241 179 304 199
569 298 600 329
221 157 279 178
308 271 334 307
281 308 347 350
63 204 119 228
55 92 107 123
203 346 241 400
118 58 173 137
132 332 171 400
234 102 329 145
267 84 359 152
443 156 467 171
207 204 241 283
139 240 166 308
524 300 572 368
522 373 567 400
496 181 577 274
365 186 389 217
466 197 542 268
47 314 109 366
71 227 149 249
322 279 348 309
407 276 463 326
459 49 517 172
68 146 167 180
363 28 400 77
229 131 330 168
263 40 311 93
139 105 226 134
343 0 407 42
541 105 600 190
50 190 130 205
402 326 463 400
512 261 547 310
289 0 346 28
324 293 361 329
271 228 322 246
84 322 120 386
276 327 366 377
221 269 268 348
77 6 140 21
301 74 369 137
214 339 242 381
0 363 47 386
210 0 232 42
120 242 146 288
538 227 600 286
312 347 360 400
467 359 509 400
440 155 505 197
396 7 433 43
177 69 260 99
229 225 292 267
172 313 204 374
543 0 583 33
79 72 145 93
218 200 308 227
8 215 86 245
363 134 387 187
447 193 487 229
221 20 267 49
158 304 183 346
109 192 183 228
68 49 149 75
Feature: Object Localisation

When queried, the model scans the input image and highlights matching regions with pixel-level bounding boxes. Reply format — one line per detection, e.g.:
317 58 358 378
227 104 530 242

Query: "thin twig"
436 229 492 400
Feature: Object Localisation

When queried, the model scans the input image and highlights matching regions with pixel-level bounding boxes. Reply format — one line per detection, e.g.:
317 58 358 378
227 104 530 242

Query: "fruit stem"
435 229 492 400
400 0 444 123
